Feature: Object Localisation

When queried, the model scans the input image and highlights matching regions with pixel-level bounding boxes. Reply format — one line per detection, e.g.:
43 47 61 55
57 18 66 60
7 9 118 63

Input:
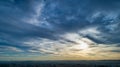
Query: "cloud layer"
0 0 120 60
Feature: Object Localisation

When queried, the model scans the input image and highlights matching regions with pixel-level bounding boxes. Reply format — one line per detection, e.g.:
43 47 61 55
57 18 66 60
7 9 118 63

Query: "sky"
0 0 120 61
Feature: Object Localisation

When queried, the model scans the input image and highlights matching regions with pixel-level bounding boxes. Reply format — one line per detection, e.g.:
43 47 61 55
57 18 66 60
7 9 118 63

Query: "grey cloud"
0 0 120 57
110 50 120 53
0 45 23 53
41 0 120 44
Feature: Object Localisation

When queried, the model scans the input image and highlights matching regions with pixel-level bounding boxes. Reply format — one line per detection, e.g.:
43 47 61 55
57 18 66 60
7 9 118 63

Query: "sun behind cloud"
71 41 89 50
80 43 89 50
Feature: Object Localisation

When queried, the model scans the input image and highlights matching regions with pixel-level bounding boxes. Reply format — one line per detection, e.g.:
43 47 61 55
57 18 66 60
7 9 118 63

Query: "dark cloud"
0 0 120 57
41 0 120 44
111 50 120 53
89 0 120 10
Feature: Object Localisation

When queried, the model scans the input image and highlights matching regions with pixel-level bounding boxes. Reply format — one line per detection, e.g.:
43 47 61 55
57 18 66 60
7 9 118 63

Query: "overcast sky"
0 0 120 61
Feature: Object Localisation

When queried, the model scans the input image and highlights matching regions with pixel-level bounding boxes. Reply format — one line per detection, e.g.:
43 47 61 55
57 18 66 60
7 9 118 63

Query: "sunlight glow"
72 41 89 50
79 43 89 49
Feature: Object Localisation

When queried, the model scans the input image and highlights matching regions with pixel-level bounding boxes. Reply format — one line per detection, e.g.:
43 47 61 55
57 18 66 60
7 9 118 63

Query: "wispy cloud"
0 0 120 60
0 45 23 52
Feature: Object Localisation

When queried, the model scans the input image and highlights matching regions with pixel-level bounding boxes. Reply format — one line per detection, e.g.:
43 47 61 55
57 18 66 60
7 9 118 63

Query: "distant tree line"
0 63 120 67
